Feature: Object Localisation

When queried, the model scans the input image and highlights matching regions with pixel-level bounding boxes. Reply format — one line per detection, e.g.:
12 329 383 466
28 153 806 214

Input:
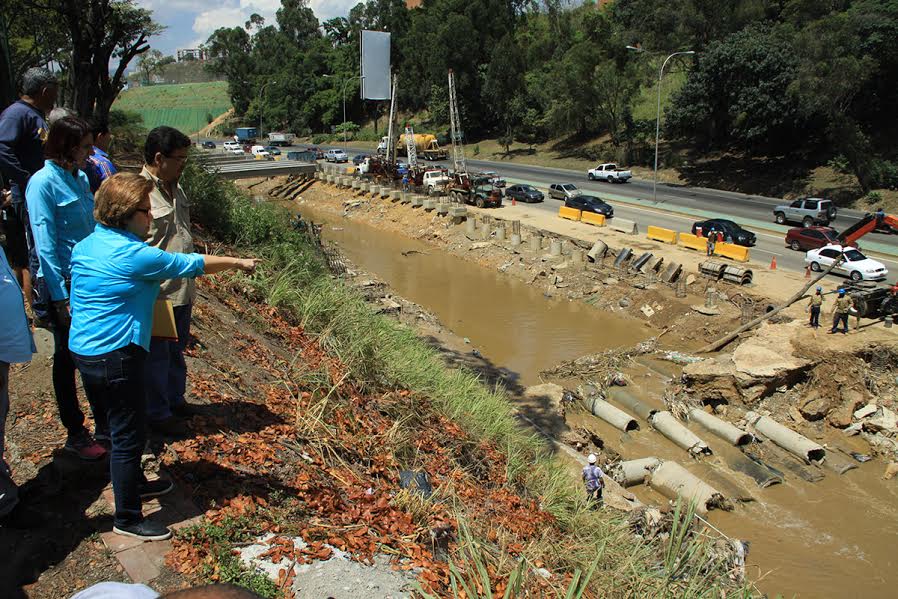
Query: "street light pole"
627 47 695 203
259 80 275 143
324 74 364 150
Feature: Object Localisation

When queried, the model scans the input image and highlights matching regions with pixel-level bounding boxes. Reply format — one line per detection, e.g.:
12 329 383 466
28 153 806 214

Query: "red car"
785 226 858 251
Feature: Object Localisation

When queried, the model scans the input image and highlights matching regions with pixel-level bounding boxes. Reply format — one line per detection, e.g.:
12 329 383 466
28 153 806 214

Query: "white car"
422 169 449 194
805 244 888 281
222 141 243 155
251 145 270 157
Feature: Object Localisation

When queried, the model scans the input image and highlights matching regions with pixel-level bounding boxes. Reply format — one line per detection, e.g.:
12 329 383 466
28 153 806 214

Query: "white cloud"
308 0 360 21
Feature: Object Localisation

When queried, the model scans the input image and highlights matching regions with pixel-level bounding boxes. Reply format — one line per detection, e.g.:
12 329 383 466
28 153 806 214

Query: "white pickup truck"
422 170 449 195
587 163 632 183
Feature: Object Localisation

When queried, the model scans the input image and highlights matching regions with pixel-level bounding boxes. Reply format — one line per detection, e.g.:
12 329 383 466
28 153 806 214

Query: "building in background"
176 48 206 62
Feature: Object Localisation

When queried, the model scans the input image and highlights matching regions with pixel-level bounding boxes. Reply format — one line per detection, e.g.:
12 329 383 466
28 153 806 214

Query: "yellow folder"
151 299 178 341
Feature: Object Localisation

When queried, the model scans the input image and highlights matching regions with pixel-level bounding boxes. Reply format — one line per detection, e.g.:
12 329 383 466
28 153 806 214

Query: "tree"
664 25 804 153
136 49 173 84
24 0 162 122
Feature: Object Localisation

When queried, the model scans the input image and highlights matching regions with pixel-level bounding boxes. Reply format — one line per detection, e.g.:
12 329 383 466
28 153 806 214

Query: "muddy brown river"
294 202 898 598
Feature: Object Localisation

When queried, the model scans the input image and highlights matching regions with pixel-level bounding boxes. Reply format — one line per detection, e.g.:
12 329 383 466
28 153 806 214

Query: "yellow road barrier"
714 241 750 262
580 211 606 227
346 166 356 174
559 205 582 221
646 225 677 244
678 232 707 252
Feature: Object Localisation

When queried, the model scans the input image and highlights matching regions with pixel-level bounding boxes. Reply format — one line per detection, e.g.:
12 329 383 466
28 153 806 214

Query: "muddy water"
299 207 653 385
294 203 898 598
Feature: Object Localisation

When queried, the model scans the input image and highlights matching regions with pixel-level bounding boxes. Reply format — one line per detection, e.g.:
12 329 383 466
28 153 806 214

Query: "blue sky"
135 0 360 56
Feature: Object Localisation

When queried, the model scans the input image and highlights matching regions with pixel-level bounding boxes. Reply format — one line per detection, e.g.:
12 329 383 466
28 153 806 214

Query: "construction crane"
448 69 466 175
385 74 399 165
404 123 418 169
837 211 898 246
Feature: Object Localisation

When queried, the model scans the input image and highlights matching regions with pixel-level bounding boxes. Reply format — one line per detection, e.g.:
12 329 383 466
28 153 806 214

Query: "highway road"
202 141 898 284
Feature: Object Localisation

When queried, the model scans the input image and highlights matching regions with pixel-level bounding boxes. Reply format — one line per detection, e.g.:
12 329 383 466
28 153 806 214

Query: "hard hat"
816 286 822 292
838 288 846 295
587 453 597 464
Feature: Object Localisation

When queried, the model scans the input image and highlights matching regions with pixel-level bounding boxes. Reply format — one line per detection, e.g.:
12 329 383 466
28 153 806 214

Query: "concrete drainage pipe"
584 397 639 432
745 411 825 463
648 461 729 515
689 409 753 446
611 457 661 487
608 388 657 421
650 411 712 456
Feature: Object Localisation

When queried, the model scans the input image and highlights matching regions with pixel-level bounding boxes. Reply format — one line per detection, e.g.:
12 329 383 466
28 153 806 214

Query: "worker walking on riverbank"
807 286 823 329
582 454 604 508
829 288 852 334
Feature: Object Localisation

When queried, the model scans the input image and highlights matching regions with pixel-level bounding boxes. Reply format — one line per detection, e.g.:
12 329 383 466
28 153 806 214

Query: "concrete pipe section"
745 411 825 464
608 388 657 421
587 239 608 263
611 457 661 487
689 409 753 446
583 397 639 432
648 461 727 515
650 411 712 456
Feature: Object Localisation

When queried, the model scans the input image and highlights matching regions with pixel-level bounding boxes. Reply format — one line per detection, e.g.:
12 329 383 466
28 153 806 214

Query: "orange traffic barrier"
646 225 678 244
558 205 582 221
580 211 606 227
770 255 777 269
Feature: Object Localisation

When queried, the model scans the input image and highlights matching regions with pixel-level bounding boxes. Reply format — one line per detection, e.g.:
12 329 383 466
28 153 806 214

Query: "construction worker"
706 228 716 256
582 453 605 508
829 288 852 334
807 286 824 328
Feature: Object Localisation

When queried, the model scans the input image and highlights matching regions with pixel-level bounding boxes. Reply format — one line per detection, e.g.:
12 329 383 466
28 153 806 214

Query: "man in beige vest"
141 127 197 436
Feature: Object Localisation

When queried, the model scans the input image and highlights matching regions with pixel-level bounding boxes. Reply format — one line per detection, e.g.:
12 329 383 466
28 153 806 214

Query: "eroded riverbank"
245 177 898 598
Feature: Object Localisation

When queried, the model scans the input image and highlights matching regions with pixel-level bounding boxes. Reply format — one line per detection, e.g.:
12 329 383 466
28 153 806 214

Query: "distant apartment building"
405 0 422 7
177 48 206 62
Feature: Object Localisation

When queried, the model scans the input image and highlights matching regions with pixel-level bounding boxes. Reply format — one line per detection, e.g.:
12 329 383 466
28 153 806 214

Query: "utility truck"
235 127 258 143
267 132 295 146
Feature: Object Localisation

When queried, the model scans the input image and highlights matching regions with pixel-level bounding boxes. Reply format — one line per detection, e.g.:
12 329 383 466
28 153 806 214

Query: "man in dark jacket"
0 67 58 317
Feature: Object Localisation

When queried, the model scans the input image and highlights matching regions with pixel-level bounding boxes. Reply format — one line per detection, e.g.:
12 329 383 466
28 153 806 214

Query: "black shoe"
0 502 43 529
113 520 172 541
149 416 189 437
171 402 201 418
139 478 174 499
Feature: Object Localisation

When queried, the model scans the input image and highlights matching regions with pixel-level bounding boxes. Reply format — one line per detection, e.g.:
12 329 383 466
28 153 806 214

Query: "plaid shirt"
86 147 117 193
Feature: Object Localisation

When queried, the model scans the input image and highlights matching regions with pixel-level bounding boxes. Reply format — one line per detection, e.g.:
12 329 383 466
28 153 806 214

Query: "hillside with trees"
202 0 897 202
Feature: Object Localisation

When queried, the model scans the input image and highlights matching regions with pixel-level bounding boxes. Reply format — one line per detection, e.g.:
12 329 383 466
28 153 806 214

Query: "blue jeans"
831 312 849 333
0 362 19 518
72 345 148 527
145 304 191 421
810 306 821 328
52 316 108 439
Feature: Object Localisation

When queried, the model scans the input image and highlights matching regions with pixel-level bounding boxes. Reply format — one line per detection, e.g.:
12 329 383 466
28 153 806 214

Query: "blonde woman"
68 172 256 541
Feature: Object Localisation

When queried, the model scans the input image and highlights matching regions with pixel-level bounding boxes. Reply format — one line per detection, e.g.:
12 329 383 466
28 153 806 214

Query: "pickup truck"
422 170 449 195
325 149 348 163
222 141 243 155
587 163 632 183
773 198 836 227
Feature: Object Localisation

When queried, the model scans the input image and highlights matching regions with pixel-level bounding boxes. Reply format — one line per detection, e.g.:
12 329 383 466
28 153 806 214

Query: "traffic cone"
512 197 516 206
770 256 777 270
805 265 811 279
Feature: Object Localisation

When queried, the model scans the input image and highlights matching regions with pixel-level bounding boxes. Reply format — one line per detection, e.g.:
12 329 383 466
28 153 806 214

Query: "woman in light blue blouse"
69 172 256 541
26 115 107 460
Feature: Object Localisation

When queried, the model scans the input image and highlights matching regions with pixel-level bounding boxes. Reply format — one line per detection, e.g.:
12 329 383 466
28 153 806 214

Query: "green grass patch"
114 82 231 134
632 70 687 123
183 154 753 596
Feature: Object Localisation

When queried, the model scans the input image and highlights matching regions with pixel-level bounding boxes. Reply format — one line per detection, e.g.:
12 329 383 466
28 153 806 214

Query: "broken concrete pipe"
550 239 562 257
745 411 825 463
607 388 657 421
584 396 639 432
587 239 608 263
612 457 661 487
821 451 858 475
649 411 712 456
465 218 476 236
510 233 522 246
495 224 506 241
647 461 729 515
689 409 753 446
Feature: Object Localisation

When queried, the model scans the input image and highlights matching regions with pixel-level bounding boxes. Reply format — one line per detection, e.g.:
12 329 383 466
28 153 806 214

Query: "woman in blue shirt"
69 172 256 541
26 115 107 461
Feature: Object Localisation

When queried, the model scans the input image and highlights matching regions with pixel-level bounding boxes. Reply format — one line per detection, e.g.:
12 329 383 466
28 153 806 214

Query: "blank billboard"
360 30 391 100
